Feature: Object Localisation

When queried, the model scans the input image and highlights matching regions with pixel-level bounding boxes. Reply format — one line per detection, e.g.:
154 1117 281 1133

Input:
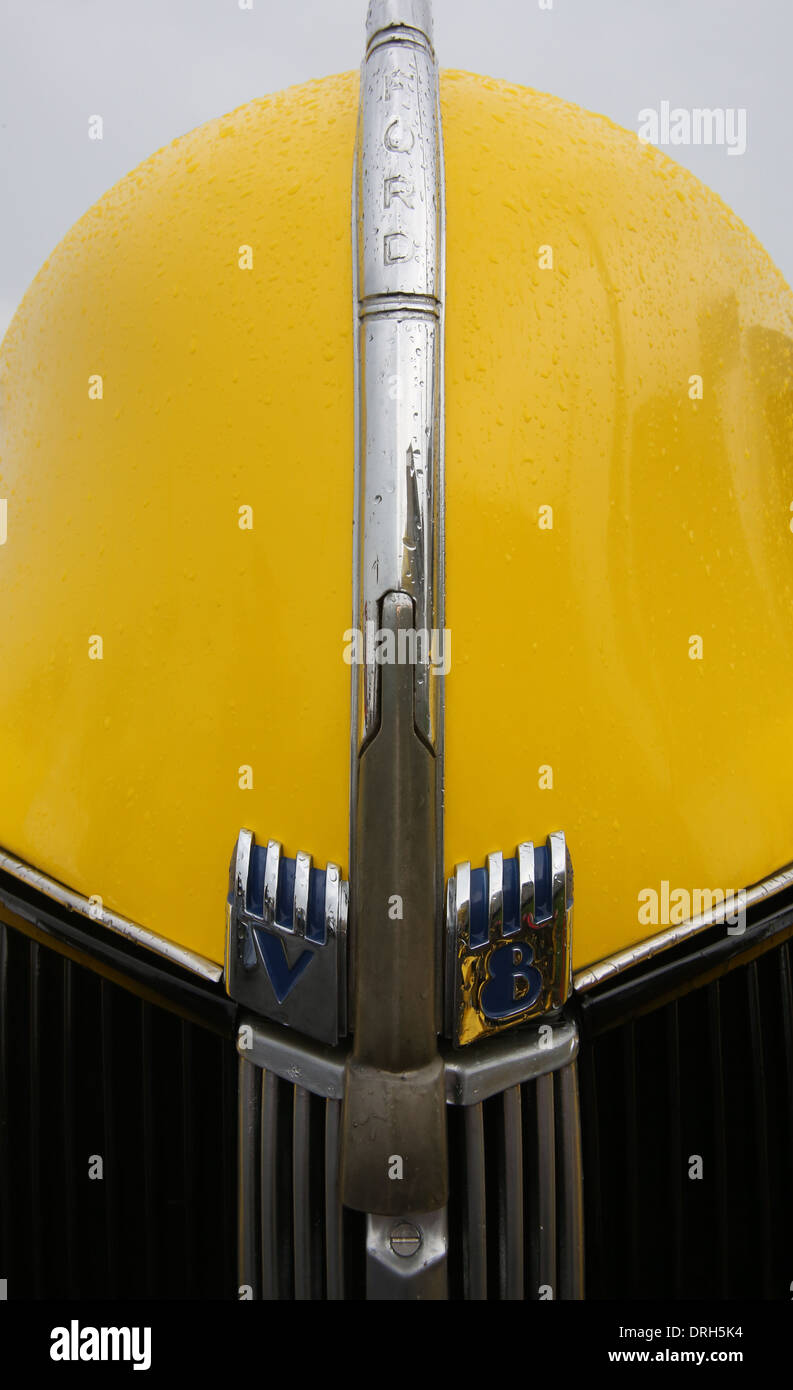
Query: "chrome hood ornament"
225 0 575 1297
341 0 448 1231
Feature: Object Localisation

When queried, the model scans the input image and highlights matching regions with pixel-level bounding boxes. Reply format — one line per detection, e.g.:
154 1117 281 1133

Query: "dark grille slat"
0 925 9 1282
324 1098 344 1300
292 1085 313 1300
100 980 118 1297
577 1045 603 1296
62 959 77 1295
1 918 236 1300
780 944 793 1170
581 931 793 1298
707 981 729 1298
622 1020 640 1292
28 940 42 1297
746 961 772 1297
462 1103 487 1300
666 1001 683 1297
181 1021 196 1283
140 1000 157 1297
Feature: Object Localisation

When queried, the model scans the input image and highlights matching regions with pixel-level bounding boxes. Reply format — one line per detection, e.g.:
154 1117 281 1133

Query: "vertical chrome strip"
237 1055 261 1298
517 842 535 930
487 852 504 941
292 853 311 938
534 1072 557 1298
555 1061 585 1300
260 1068 280 1299
234 829 253 913
263 840 280 927
502 1085 524 1300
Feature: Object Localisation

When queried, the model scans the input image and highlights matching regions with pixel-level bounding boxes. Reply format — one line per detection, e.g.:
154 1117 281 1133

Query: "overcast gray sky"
1 0 791 341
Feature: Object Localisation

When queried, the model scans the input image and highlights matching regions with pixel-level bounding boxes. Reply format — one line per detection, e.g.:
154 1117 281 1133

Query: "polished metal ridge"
0 844 222 983
573 860 793 993
236 1013 579 1107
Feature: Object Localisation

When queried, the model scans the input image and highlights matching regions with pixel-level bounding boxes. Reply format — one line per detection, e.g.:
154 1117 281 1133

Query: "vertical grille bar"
0 925 9 1283
707 982 729 1298
100 980 118 1297
29 940 42 1297
501 1086 524 1300
259 1068 280 1300
578 1043 604 1295
534 1072 556 1299
181 1021 196 1289
292 1085 313 1300
780 945 793 1170
324 1098 345 1300
555 1061 584 1300
666 1001 683 1297
140 1000 157 1297
462 1103 487 1300
622 1020 640 1291
237 1054 261 1299
746 961 772 1297
62 959 77 1295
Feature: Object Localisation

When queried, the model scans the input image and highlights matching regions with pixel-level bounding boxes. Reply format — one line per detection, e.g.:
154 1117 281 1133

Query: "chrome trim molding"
236 1014 579 1106
0 844 222 983
443 1019 579 1106
573 861 793 993
236 1015 347 1101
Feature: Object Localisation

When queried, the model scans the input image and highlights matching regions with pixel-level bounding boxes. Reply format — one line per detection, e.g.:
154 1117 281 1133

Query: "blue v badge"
225 830 348 1045
445 834 573 1047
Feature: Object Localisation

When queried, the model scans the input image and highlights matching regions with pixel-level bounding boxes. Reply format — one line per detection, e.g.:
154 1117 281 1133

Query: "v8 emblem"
445 834 573 1047
225 830 348 1045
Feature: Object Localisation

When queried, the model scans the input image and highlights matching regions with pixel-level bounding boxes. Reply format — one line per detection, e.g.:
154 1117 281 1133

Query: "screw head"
390 1220 423 1259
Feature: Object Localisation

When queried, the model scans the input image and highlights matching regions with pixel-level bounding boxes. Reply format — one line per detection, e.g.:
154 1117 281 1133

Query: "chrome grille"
239 1025 584 1301
447 1064 583 1300
237 1059 365 1299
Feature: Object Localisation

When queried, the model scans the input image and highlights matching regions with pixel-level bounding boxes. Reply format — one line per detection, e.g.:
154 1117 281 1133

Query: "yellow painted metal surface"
442 73 793 970
2 70 793 973
0 76 359 965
